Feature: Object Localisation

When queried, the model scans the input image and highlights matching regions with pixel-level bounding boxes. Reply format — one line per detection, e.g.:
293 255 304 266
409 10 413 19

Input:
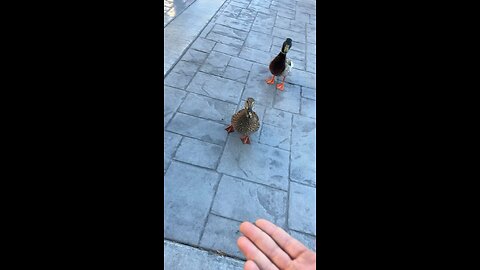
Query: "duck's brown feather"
231 109 260 135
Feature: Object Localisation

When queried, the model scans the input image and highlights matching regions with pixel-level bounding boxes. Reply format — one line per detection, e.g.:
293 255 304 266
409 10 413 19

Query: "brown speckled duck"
266 38 294 91
225 98 260 144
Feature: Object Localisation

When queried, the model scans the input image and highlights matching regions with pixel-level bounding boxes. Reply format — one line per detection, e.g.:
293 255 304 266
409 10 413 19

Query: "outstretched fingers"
238 236 280 270
255 219 309 259
239 222 292 269
244 260 260 270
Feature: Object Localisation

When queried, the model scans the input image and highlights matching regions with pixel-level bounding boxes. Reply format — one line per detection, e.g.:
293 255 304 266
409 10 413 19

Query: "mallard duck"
266 38 294 91
225 98 260 144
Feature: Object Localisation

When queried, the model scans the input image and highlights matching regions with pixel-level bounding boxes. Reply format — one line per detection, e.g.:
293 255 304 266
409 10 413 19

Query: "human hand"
237 219 316 270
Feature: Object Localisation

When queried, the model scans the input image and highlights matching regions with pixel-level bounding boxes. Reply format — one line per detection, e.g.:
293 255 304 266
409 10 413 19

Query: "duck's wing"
288 58 294 70
281 59 293 77
249 112 260 133
231 109 246 125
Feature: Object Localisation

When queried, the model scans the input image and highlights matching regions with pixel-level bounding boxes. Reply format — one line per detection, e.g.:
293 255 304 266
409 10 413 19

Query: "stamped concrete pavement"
164 0 317 265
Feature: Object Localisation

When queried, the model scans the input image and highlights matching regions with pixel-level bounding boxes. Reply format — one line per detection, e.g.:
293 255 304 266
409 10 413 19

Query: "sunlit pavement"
164 0 197 27
164 0 316 268
164 0 226 76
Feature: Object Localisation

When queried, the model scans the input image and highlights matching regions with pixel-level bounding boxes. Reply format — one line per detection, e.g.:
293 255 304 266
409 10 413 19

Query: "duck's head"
282 38 293 54
244 97 255 118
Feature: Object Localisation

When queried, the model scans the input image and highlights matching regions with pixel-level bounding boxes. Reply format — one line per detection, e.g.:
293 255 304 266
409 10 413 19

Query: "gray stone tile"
273 83 301 114
213 5 227 21
297 0 316 11
290 115 316 186
199 22 215 38
213 43 240 56
221 4 243 18
187 72 245 104
289 20 307 34
244 31 273 52
239 46 275 64
211 24 249 40
289 230 316 252
301 97 316 119
180 49 209 65
275 15 291 29
248 4 275 16
268 5 282 12
241 63 276 107
307 34 316 44
250 24 273 35
307 24 316 44
259 124 291 151
297 3 316 13
228 56 254 71
276 8 295 19
223 66 249 83
231 0 249 8
206 32 244 48
164 86 187 127
163 0 225 76
294 11 310 23
200 215 244 259
215 15 252 32
164 162 220 245
307 42 316 56
164 131 182 171
170 60 201 77
237 8 256 23
179 93 238 124
252 12 276 30
211 175 288 228
273 27 306 44
200 51 231 76
217 137 290 190
164 71 194 90
191 37 216 53
250 0 270 8
307 23 316 33
287 68 316 89
306 54 316 73
263 107 293 130
164 240 244 270
174 137 223 169
301 87 316 100
166 113 228 145
288 182 316 235
271 0 296 10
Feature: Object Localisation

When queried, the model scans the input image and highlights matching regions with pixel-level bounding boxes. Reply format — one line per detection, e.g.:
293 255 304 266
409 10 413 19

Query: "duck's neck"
277 52 287 61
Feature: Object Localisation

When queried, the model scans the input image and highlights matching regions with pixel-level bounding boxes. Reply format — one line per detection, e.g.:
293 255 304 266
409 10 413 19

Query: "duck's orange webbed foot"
265 75 275 85
276 82 285 91
240 135 251 144
225 125 234 134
